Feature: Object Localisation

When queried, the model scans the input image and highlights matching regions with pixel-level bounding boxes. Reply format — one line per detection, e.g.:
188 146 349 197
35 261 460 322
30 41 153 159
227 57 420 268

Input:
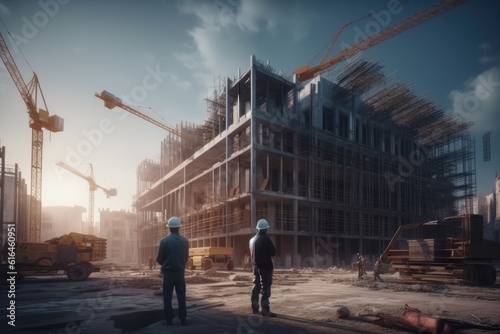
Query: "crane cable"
309 0 412 67
0 17 35 74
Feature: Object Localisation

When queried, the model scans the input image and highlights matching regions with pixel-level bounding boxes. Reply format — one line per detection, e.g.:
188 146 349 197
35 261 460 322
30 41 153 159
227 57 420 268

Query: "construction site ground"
2 264 500 334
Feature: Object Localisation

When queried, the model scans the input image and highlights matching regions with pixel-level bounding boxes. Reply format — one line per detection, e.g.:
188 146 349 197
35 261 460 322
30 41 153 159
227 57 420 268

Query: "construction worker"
374 256 383 282
243 253 252 272
249 219 277 317
356 253 363 279
360 254 367 276
156 216 189 326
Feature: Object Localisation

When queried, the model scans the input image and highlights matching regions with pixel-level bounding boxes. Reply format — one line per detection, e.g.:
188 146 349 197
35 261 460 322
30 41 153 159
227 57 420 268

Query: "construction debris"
360 304 500 333
335 306 350 319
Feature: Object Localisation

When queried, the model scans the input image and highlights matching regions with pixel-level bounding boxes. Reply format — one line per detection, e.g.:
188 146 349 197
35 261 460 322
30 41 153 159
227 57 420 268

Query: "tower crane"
0 32 64 241
95 90 202 145
294 0 468 82
56 161 117 234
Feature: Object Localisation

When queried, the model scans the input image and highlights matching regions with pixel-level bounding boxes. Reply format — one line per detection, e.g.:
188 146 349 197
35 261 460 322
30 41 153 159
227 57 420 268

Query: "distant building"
474 176 500 241
41 206 86 241
99 209 137 264
0 147 29 245
473 193 495 226
496 176 500 220
495 176 500 242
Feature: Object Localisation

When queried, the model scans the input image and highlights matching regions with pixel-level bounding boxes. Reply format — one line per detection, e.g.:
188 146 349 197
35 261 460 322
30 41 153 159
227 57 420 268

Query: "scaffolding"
136 55 476 267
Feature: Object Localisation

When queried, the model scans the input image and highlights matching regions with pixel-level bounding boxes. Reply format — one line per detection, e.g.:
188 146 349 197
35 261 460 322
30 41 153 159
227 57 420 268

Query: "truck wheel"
201 258 212 270
464 265 478 284
487 266 497 285
478 265 496 285
36 258 53 273
68 264 89 281
82 262 94 279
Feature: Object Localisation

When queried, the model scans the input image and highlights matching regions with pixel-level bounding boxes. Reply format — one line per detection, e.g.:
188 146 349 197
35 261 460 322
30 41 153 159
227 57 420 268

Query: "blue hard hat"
167 216 182 228
256 219 270 230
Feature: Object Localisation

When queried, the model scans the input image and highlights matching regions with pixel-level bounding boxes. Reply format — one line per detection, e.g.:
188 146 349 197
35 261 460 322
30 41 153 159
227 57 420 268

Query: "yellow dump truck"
187 247 234 270
2 232 106 281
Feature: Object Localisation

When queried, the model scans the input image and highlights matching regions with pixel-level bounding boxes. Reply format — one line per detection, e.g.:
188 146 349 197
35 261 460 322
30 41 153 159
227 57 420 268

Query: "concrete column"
293 199 299 266
250 55 257 229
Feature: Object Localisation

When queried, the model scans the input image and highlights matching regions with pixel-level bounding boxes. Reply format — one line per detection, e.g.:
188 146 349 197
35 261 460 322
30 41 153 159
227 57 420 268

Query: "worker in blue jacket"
249 219 277 317
157 216 189 326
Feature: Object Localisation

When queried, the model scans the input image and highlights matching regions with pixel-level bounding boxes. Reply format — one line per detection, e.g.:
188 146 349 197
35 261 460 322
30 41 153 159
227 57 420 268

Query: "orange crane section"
95 90 202 145
56 161 116 234
0 32 64 241
294 0 468 82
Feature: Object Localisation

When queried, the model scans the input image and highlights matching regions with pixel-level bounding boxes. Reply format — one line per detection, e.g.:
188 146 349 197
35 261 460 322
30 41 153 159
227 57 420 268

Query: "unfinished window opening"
384 131 391 153
355 119 360 143
338 210 345 234
303 106 311 126
283 131 294 153
323 106 334 132
373 128 381 150
339 113 349 139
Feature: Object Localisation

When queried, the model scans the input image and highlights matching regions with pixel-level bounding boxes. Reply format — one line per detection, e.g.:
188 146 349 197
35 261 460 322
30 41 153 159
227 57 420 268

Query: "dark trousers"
162 270 187 321
251 268 273 311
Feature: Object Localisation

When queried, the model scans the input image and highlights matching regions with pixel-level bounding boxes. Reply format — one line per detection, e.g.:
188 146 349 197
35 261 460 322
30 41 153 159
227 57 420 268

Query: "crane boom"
1 32 64 241
95 90 201 145
56 161 117 234
294 0 468 82
0 34 35 112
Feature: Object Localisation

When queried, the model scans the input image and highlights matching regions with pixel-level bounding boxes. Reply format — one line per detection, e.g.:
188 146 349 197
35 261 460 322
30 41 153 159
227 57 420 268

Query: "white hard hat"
167 216 182 228
256 219 270 230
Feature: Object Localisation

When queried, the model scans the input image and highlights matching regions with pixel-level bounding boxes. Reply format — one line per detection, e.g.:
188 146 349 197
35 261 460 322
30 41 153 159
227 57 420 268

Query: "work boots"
261 309 277 317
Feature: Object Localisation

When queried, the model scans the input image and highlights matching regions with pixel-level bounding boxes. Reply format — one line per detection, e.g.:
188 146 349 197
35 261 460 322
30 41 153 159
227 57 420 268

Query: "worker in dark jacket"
156 216 189 326
249 219 277 317
374 256 383 282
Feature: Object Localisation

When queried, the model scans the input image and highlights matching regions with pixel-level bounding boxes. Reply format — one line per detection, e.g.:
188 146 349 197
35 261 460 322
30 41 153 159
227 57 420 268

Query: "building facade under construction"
135 55 476 267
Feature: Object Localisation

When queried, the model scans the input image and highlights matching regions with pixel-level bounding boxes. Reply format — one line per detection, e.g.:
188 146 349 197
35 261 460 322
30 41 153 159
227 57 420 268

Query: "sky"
0 0 499 224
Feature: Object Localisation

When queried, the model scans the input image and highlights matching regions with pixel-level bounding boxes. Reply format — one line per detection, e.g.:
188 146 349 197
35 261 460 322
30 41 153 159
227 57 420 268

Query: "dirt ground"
2 263 500 334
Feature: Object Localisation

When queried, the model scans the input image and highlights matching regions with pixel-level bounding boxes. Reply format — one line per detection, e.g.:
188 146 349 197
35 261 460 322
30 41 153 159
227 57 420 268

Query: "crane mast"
0 32 64 241
294 0 468 82
56 161 117 234
95 90 201 145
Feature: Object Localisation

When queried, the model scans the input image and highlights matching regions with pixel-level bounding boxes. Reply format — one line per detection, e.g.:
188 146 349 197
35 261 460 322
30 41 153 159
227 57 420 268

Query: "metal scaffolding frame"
135 56 476 267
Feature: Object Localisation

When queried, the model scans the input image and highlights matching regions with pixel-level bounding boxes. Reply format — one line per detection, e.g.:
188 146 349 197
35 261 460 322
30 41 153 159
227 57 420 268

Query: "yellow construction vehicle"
187 247 234 271
2 232 106 281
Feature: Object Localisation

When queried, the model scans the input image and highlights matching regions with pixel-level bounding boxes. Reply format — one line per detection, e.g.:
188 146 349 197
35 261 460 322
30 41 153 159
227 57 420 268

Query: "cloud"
448 66 500 132
479 56 500 64
177 0 310 36
0 2 9 16
478 43 491 51
165 72 191 89
175 0 312 95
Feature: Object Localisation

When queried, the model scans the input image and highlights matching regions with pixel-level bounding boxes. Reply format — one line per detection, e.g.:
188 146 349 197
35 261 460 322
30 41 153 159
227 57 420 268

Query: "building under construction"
135 55 476 267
